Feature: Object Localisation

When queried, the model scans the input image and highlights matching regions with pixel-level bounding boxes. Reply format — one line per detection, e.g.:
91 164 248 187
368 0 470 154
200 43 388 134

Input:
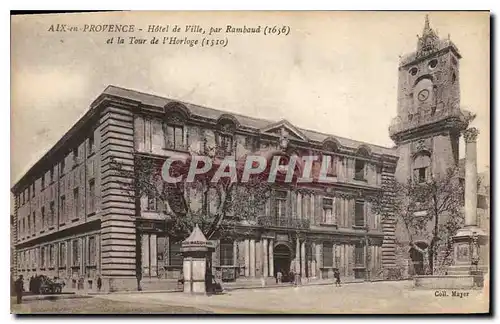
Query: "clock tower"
389 15 471 183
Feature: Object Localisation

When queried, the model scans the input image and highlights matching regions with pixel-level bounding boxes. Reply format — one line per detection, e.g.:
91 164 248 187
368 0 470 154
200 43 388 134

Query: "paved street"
11 281 489 314
11 296 212 314
98 281 489 314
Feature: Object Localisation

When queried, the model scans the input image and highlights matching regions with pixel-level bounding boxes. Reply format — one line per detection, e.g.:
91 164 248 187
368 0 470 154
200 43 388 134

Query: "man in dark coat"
14 275 24 304
97 276 102 292
334 269 341 287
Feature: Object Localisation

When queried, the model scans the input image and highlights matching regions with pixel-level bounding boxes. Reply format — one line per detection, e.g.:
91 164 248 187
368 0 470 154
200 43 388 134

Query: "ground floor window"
169 241 183 267
323 242 333 267
220 241 234 266
355 243 365 267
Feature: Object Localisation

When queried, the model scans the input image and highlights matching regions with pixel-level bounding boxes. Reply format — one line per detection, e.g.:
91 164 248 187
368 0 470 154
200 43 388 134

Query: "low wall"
413 275 476 289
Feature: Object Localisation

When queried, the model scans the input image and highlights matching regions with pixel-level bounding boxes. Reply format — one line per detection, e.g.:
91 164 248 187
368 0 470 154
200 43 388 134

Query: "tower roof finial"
423 14 431 35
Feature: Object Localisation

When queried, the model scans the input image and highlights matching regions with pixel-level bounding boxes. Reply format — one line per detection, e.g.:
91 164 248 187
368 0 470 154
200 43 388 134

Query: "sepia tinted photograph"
10 11 490 314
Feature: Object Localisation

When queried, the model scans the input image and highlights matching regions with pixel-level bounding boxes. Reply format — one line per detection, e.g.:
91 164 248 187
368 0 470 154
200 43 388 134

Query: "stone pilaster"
311 242 316 278
141 234 149 277
244 239 250 277
295 235 301 273
301 241 306 276
149 234 157 278
249 239 256 277
262 239 268 278
268 239 274 277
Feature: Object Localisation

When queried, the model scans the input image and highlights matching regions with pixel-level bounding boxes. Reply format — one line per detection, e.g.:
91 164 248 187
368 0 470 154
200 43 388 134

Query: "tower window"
452 73 457 84
417 167 427 183
413 153 431 184
428 59 438 69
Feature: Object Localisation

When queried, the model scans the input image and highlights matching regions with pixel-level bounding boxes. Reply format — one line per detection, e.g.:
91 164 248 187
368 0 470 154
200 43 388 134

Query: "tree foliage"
110 145 274 244
372 166 464 275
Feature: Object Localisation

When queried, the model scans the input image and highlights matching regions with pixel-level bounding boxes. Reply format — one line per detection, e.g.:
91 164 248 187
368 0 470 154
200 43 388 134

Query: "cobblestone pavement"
11 296 212 314
98 281 490 314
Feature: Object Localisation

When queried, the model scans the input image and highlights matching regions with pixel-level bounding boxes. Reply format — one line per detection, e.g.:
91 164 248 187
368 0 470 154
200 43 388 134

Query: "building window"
478 195 488 210
147 195 157 211
88 236 96 266
60 158 66 175
22 191 25 205
322 198 334 224
413 154 431 184
88 133 95 154
41 176 45 190
169 241 183 267
59 242 66 268
41 206 45 229
27 215 31 234
49 245 55 268
325 155 337 177
165 124 184 150
322 242 334 267
274 190 287 224
50 167 54 183
60 195 66 223
88 179 96 213
32 183 35 197
32 212 36 233
354 159 365 181
73 188 80 219
72 239 80 267
354 200 365 227
220 240 234 266
217 133 234 156
73 147 79 165
41 246 46 269
49 201 55 227
354 243 365 267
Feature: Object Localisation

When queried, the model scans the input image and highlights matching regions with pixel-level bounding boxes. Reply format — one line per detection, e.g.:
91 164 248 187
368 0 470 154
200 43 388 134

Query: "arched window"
413 153 431 183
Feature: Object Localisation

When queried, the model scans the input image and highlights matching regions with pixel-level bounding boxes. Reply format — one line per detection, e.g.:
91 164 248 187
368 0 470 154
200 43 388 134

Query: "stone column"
244 239 250 277
295 235 301 273
150 234 157 278
249 239 256 277
268 239 274 277
233 240 238 266
141 234 150 277
315 243 321 279
263 239 268 278
311 242 316 278
464 128 479 227
301 241 306 277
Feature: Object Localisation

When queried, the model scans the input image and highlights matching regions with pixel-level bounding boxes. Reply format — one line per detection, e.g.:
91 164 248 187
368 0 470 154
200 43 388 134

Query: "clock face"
418 89 430 102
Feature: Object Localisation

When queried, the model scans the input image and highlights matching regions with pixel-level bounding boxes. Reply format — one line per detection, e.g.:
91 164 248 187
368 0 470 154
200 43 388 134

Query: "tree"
372 166 464 276
110 145 275 244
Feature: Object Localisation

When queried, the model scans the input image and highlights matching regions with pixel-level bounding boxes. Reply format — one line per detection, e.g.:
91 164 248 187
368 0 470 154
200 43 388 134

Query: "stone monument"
449 128 488 280
414 127 488 289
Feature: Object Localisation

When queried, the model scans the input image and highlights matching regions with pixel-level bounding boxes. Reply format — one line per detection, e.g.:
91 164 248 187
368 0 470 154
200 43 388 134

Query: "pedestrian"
29 276 33 293
334 269 341 287
14 275 24 304
97 276 102 292
277 271 282 284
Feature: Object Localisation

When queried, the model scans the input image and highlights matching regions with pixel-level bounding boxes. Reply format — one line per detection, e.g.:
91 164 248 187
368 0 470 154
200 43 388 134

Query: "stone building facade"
12 16 488 291
12 85 399 291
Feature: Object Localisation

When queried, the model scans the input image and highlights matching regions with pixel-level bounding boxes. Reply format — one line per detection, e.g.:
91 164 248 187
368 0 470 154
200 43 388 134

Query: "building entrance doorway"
274 244 292 281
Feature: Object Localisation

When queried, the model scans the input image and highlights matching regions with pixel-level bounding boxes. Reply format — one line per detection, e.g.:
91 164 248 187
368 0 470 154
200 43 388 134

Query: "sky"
10 11 490 187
